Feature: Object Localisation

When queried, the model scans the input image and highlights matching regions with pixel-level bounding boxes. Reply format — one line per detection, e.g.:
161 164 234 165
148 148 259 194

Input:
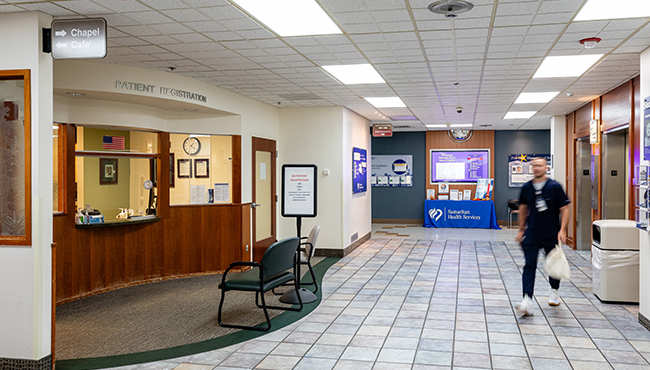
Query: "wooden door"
252 137 276 262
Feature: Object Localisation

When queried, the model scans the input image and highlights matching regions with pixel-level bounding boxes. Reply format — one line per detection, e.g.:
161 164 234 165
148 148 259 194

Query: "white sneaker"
549 289 560 306
515 295 534 316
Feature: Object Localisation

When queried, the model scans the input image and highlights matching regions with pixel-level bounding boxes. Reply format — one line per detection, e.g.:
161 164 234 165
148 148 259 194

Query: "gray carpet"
55 258 323 360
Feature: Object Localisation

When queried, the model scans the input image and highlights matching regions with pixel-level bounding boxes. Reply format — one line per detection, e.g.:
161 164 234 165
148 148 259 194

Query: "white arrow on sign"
55 30 66 37
56 42 67 49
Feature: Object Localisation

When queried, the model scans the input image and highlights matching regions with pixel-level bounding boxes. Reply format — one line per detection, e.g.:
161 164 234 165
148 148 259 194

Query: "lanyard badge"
535 190 547 212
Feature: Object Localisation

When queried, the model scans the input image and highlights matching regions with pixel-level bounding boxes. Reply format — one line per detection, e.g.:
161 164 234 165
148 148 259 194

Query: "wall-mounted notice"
214 183 229 202
282 164 317 217
508 154 552 187
371 155 413 187
643 96 650 161
190 185 206 204
353 148 367 194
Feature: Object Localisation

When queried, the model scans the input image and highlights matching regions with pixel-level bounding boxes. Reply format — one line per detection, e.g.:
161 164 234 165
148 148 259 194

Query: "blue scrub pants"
522 240 560 298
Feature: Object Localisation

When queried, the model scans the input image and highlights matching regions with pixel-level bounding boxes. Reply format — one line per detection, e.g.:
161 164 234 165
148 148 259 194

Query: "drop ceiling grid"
3 0 650 129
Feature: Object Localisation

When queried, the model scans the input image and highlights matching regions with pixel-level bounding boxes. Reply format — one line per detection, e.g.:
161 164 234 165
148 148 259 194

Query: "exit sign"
373 123 393 137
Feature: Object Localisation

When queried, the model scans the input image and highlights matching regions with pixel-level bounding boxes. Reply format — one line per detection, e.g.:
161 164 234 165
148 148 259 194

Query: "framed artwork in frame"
100 158 118 185
177 158 191 178
170 153 175 187
194 158 209 178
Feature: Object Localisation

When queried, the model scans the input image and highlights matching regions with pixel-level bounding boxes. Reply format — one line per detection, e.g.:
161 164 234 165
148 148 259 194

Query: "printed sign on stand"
282 164 317 217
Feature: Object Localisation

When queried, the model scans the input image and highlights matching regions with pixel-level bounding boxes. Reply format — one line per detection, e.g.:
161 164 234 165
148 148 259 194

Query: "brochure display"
281 164 318 304
353 147 367 194
508 154 552 187
371 155 413 187
475 178 494 200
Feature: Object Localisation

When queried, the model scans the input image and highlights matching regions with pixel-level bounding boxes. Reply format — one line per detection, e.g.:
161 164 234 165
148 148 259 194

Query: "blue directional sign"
51 18 107 59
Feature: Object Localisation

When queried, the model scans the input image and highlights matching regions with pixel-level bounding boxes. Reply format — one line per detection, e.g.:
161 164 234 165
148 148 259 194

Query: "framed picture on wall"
99 158 118 185
177 158 191 178
194 158 209 178
170 153 175 188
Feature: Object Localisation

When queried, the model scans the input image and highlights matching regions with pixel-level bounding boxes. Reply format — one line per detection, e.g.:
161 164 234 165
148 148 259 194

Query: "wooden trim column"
158 132 170 219
232 135 242 204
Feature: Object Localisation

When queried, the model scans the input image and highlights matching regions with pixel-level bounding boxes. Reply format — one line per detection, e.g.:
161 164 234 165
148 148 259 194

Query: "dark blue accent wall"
371 130 550 223
494 130 551 222
371 132 426 221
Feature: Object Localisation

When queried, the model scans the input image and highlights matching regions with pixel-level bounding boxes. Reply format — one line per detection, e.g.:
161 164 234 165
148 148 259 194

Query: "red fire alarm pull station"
373 123 393 137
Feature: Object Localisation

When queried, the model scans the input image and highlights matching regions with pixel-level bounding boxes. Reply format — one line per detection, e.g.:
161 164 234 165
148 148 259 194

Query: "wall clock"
183 137 201 155
448 129 473 143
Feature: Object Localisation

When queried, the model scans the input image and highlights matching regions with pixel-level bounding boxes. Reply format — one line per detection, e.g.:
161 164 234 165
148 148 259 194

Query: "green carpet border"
55 257 340 370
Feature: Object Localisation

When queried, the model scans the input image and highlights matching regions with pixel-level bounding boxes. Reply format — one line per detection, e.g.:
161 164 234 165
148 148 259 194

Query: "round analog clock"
183 137 201 155
448 129 473 143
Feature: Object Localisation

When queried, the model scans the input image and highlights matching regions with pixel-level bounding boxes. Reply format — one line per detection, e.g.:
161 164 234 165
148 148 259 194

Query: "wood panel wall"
565 77 640 248
53 127 251 304
426 131 496 199
602 81 632 132
566 113 575 246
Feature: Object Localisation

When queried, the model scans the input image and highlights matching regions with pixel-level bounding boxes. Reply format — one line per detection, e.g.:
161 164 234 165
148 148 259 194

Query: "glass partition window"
0 70 31 245
75 126 159 220
170 134 232 205
53 123 64 213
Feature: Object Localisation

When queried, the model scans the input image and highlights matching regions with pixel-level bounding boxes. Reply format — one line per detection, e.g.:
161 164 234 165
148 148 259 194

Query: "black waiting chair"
218 237 303 331
507 199 520 228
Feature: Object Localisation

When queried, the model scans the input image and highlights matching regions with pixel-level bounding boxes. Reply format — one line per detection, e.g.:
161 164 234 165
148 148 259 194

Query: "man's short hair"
531 157 547 165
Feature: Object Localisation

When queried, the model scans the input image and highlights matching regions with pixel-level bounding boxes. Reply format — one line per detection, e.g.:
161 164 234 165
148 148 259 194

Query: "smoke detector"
428 0 474 18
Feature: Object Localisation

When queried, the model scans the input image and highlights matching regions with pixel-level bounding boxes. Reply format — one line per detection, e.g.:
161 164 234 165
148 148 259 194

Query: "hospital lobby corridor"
102 227 650 370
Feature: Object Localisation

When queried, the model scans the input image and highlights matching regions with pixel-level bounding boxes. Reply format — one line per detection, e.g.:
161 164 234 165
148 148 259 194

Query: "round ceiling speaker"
428 0 474 18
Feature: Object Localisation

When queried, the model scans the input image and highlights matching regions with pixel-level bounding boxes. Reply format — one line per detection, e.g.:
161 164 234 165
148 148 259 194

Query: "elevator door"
601 129 628 219
575 139 592 250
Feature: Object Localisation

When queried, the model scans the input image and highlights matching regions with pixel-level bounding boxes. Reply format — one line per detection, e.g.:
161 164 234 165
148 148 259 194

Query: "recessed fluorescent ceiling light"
426 124 448 128
533 55 603 78
365 97 406 108
515 92 560 104
451 124 473 128
231 0 341 37
322 64 385 84
504 111 536 119
575 0 650 21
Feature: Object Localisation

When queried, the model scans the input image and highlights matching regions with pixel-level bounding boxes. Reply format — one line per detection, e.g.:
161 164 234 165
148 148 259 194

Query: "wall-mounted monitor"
430 149 489 183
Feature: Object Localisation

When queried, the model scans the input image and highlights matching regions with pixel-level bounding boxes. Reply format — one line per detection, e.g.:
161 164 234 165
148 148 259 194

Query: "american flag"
103 136 125 150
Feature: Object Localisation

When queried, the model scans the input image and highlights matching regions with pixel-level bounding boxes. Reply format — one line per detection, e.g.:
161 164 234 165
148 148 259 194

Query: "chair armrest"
228 261 260 269
300 236 308 239
299 241 314 261
220 261 262 289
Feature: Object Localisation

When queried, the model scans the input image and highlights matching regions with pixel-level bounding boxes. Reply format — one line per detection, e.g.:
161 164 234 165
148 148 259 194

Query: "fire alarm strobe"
580 37 601 49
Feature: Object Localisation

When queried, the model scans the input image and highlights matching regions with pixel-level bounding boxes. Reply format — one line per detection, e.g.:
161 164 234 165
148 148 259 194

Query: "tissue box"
89 215 104 224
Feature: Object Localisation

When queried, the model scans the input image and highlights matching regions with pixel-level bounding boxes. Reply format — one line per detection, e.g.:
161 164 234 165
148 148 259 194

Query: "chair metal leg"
508 211 512 228
219 289 272 332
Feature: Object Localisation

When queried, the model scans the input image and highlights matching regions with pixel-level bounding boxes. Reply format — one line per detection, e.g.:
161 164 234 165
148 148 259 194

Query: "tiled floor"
107 227 650 370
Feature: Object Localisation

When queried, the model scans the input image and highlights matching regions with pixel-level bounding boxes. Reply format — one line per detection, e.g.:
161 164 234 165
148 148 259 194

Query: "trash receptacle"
592 220 639 303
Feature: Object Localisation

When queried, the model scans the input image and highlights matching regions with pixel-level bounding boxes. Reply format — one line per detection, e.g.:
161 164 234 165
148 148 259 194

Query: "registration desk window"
170 134 232 205
75 126 159 219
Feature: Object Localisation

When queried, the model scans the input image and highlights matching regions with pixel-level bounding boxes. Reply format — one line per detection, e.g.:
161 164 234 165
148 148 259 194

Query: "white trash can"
592 220 639 303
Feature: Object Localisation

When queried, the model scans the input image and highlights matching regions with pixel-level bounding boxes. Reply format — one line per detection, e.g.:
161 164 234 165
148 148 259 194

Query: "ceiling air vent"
428 0 474 18
392 125 412 129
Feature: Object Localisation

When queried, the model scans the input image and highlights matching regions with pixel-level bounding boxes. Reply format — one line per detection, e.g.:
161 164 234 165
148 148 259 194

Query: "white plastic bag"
544 245 571 280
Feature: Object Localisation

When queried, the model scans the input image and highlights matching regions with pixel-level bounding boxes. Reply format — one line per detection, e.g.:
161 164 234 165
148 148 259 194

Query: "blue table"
424 200 501 229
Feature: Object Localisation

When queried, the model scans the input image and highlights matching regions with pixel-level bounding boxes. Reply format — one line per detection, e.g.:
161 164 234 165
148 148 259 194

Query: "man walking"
515 157 570 315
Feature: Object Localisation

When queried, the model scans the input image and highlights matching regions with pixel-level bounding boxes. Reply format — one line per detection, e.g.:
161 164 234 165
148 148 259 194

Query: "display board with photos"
371 155 413 187
353 147 367 194
508 154 552 187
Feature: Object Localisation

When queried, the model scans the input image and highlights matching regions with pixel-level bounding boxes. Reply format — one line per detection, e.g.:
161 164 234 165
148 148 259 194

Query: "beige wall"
278 106 371 250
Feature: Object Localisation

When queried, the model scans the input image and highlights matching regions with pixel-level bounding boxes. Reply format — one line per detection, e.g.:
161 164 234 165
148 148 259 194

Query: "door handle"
251 203 261 209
